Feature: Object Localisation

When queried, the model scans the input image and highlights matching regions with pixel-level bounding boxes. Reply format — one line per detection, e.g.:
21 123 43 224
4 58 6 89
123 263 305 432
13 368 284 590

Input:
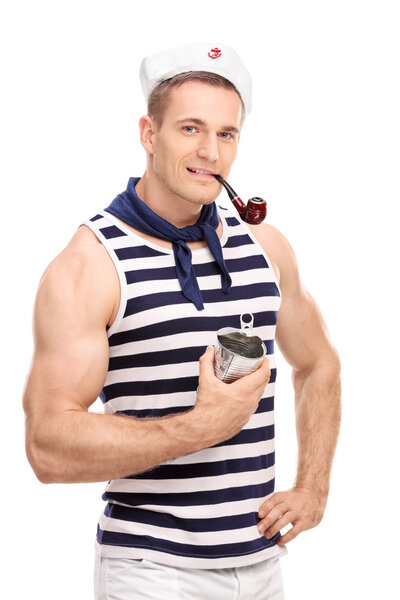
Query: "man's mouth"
187 167 217 177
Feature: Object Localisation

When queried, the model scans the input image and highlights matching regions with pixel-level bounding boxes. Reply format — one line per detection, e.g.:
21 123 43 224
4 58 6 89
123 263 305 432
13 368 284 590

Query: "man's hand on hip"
257 486 328 545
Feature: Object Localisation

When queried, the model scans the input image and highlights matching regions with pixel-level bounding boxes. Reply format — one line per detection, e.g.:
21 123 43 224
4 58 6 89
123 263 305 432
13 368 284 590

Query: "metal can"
214 313 266 383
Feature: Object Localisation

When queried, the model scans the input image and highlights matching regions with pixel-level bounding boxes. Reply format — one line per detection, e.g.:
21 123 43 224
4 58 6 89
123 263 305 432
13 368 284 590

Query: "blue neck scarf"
105 177 232 310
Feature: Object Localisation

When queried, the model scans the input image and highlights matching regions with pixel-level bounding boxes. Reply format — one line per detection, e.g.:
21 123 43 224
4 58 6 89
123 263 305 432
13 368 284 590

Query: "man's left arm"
250 224 342 545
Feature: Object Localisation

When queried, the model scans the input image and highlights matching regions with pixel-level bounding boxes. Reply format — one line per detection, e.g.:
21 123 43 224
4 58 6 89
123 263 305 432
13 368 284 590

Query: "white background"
1 0 399 598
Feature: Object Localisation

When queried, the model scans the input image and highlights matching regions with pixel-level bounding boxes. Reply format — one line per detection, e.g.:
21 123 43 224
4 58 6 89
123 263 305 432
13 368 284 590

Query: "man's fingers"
264 511 295 539
276 524 301 545
198 346 216 378
257 502 290 534
233 356 271 390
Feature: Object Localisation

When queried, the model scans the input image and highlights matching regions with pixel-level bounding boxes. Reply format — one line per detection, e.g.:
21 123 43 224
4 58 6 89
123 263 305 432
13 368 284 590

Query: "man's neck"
135 172 203 228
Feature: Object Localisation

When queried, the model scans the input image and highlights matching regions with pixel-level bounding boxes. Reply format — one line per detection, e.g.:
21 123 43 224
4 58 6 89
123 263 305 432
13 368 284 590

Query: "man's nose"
197 134 219 162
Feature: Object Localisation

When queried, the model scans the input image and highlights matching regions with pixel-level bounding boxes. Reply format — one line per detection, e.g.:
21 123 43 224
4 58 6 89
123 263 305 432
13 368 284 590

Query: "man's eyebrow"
175 117 240 134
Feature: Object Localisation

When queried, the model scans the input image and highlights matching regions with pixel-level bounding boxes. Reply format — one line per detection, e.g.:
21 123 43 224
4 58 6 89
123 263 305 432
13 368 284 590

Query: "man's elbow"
25 425 58 484
324 345 341 377
292 345 341 385
25 444 51 484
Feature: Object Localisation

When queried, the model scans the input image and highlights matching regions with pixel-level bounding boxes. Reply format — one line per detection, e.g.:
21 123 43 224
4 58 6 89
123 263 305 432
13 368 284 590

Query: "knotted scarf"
105 177 232 310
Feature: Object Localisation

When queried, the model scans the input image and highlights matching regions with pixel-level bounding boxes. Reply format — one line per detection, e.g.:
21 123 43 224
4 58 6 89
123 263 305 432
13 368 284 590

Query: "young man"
23 43 341 599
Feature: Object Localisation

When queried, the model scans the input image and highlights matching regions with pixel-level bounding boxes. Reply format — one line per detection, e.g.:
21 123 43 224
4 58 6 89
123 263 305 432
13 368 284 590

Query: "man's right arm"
23 227 270 484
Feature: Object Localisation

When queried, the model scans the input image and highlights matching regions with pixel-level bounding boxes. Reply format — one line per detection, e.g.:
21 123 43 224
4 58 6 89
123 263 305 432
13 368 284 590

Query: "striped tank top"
83 205 288 569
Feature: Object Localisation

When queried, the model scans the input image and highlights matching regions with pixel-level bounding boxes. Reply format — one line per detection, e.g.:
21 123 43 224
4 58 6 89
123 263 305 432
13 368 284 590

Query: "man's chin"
163 177 220 207
177 188 218 206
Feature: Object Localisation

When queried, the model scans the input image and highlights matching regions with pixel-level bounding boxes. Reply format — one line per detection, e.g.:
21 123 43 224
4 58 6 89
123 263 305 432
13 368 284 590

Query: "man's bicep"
276 284 334 373
273 233 336 373
26 333 109 415
24 250 111 419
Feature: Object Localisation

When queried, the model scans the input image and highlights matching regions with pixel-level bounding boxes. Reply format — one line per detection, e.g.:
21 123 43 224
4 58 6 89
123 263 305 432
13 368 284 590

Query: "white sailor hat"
139 42 252 116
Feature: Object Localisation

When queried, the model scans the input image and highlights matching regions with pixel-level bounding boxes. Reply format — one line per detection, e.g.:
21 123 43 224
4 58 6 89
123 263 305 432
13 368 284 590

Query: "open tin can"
214 313 266 383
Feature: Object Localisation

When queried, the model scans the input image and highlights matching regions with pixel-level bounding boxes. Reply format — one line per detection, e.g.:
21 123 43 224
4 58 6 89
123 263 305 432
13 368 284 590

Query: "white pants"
94 553 286 599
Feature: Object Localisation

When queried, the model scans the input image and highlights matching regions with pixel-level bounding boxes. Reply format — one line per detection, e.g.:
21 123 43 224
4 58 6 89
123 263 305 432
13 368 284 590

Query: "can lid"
217 313 265 359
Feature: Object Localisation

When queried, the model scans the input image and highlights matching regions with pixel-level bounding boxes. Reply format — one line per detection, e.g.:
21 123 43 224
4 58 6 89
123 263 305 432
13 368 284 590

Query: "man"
23 43 341 599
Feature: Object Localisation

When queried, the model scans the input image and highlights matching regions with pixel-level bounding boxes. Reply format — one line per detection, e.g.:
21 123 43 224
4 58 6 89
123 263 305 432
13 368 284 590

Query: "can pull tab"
240 313 254 336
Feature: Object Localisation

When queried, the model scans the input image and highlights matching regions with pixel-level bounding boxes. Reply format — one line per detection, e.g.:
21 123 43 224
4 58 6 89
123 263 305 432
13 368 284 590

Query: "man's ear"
139 115 157 155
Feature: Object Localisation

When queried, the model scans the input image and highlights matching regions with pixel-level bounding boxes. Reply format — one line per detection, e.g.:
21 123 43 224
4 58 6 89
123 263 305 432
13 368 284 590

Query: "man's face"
148 81 243 207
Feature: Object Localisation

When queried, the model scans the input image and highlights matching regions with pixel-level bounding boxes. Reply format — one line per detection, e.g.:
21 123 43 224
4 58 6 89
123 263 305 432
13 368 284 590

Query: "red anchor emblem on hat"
208 47 222 59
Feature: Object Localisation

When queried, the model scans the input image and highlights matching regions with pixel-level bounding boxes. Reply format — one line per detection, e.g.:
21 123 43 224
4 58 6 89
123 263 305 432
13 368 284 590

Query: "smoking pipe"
213 174 267 225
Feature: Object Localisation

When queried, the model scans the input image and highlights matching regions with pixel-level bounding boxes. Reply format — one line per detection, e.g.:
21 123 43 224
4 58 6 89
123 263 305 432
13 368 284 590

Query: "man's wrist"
294 479 330 501
158 406 214 456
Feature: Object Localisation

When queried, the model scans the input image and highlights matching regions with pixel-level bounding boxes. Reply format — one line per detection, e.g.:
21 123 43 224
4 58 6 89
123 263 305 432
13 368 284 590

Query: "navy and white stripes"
83 207 287 569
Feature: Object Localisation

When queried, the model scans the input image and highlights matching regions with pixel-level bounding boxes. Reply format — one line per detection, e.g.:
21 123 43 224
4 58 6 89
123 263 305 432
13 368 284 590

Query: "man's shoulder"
69 222 106 255
247 222 291 252
47 224 110 276
37 224 119 315
247 223 299 288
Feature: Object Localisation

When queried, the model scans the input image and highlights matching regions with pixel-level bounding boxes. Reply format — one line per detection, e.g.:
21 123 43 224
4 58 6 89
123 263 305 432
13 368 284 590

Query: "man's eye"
183 126 196 133
220 132 233 140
